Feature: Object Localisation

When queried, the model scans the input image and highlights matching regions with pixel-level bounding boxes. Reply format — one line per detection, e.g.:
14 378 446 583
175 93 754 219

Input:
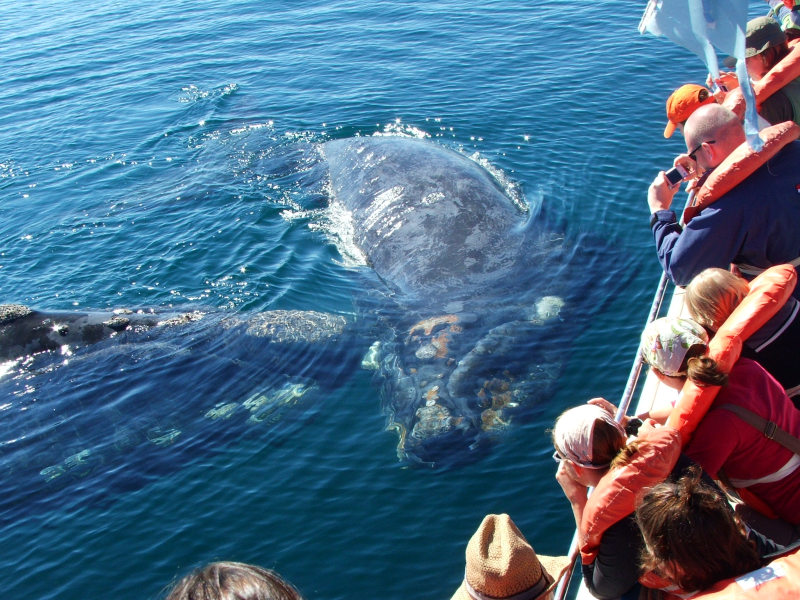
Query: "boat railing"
552 190 695 600
552 270 671 600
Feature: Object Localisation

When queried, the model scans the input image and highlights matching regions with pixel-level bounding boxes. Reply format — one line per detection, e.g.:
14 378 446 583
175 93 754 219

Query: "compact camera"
664 164 689 187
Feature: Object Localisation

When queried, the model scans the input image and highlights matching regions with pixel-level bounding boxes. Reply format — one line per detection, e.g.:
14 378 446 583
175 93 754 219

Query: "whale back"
322 136 526 299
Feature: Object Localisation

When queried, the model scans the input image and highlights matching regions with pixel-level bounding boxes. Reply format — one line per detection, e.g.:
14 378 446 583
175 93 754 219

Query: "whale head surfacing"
323 136 571 466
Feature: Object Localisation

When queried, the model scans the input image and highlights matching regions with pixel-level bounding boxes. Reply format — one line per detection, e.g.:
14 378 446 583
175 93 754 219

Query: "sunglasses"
552 448 612 470
688 140 715 162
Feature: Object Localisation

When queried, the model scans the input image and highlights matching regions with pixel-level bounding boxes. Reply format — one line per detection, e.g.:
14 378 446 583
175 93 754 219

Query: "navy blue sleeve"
651 205 746 286
748 528 784 558
650 209 682 279
581 515 643 600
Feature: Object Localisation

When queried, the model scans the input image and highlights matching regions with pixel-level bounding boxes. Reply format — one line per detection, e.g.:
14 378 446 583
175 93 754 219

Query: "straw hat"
451 514 572 600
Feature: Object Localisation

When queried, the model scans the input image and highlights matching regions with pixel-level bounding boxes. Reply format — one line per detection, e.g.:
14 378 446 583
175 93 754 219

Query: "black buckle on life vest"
763 420 778 440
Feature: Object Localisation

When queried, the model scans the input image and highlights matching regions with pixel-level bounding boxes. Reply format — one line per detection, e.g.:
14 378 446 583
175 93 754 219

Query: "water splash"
178 82 239 103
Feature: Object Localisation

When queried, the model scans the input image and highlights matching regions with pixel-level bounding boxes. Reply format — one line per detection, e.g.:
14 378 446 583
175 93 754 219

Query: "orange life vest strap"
579 427 682 565
683 121 800 224
754 43 800 103
685 544 800 598
665 264 797 444
642 546 800 599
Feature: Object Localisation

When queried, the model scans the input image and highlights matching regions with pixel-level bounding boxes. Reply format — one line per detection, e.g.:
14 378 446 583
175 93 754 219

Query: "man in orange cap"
663 84 716 138
648 103 800 299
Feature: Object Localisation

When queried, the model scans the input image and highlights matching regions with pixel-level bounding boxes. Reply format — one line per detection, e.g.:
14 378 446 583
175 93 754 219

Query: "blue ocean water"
0 2 764 599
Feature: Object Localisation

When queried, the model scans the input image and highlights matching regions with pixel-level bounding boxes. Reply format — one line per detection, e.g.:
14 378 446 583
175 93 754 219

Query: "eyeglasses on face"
552 448 612 470
688 140 716 162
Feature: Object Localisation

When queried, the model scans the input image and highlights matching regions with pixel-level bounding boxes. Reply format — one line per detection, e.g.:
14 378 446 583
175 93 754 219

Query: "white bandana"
553 404 625 468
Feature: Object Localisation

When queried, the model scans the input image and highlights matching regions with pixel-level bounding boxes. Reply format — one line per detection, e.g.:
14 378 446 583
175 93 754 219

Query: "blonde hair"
685 268 749 332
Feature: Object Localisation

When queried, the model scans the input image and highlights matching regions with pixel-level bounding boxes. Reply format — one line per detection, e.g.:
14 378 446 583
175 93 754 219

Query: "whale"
0 304 351 361
0 305 364 515
0 304 203 361
0 135 599 484
319 136 591 466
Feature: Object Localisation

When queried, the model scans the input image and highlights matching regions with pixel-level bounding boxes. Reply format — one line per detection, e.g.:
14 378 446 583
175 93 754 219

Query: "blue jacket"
651 141 800 298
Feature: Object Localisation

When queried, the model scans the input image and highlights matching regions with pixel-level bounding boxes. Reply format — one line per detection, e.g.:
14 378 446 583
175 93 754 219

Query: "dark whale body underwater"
0 136 599 509
321 136 581 465
0 304 363 516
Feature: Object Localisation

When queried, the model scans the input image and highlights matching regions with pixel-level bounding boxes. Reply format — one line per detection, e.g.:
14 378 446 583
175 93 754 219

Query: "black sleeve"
749 528 784 558
758 91 794 126
581 514 644 600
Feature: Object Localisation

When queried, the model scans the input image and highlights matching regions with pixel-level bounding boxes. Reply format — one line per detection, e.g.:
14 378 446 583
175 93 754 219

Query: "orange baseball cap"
664 84 716 138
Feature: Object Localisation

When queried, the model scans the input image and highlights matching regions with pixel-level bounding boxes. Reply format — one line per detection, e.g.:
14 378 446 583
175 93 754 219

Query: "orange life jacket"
665 264 797 444
579 426 682 565
643 545 800 600
692 545 800 599
682 121 800 224
722 42 800 117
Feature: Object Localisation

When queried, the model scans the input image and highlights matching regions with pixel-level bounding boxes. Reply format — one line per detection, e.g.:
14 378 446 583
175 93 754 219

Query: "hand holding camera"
664 164 689 187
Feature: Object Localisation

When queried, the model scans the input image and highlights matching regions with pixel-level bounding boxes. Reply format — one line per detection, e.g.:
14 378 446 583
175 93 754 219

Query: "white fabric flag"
640 0 762 149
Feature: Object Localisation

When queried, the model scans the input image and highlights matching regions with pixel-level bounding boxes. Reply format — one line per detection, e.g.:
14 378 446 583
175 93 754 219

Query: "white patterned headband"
553 404 625 468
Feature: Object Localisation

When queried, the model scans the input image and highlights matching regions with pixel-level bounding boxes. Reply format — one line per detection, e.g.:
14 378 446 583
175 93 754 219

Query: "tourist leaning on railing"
641 315 800 542
685 265 800 403
635 467 800 600
450 513 570 600
552 400 703 600
647 104 800 297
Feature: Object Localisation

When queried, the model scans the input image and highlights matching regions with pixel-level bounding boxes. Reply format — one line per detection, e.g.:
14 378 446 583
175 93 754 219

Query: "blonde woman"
685 265 800 401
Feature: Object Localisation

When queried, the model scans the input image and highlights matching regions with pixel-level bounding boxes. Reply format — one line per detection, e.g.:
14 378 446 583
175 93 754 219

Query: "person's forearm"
652 212 695 285
637 404 673 424
568 495 587 532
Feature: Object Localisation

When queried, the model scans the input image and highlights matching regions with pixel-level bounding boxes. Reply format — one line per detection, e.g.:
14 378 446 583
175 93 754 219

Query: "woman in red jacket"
641 316 800 534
